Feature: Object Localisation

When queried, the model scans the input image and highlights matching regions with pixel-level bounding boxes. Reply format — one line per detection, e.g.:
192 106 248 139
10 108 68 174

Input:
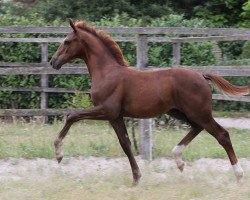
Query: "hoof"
177 161 185 172
56 156 63 164
132 178 140 187
236 171 244 184
172 145 186 172
132 172 141 186
132 179 139 187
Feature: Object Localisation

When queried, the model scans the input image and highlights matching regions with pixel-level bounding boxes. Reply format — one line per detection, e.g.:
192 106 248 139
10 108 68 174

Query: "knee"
66 113 79 123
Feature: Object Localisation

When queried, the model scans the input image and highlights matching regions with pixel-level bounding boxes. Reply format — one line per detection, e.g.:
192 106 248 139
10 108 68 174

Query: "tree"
5 0 249 27
172 0 247 27
13 0 173 22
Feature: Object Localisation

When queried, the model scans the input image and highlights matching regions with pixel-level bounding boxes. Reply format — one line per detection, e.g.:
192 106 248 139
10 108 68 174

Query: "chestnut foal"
50 19 249 185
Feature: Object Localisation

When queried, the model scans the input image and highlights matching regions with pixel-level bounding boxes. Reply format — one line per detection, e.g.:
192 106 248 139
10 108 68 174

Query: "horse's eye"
64 40 71 45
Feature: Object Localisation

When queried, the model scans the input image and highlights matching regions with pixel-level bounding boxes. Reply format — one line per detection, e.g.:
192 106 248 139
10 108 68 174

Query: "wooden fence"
0 26 250 160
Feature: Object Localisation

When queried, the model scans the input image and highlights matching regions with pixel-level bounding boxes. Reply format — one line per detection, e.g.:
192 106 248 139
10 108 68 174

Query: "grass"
0 121 249 160
213 111 250 118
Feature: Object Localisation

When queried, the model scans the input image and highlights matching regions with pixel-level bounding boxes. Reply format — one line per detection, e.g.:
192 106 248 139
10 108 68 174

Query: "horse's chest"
90 78 121 105
90 89 103 105
90 86 113 105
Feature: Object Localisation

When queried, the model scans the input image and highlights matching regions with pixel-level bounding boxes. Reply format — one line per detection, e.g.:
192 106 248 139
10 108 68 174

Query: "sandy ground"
0 156 250 182
215 117 250 129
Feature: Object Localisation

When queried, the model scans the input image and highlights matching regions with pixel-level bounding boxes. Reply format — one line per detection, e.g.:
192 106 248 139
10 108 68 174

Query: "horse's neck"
79 31 121 79
84 54 118 80
88 63 122 84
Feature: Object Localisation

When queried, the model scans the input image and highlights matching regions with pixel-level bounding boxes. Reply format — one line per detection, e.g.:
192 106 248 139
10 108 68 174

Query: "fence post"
136 34 153 161
41 43 48 123
172 42 181 66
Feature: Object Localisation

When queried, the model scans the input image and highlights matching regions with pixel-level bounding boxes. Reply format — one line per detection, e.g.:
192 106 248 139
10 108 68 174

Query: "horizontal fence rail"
2 35 250 44
0 66 88 75
0 86 89 94
0 109 83 117
2 26 250 35
1 62 250 76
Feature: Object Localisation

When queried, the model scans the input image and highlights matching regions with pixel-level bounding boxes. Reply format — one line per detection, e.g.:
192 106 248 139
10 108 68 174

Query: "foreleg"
54 106 108 163
109 117 141 185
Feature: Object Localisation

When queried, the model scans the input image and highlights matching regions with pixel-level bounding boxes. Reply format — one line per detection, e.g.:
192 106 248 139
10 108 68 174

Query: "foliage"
0 75 40 109
3 0 248 28
218 41 245 60
241 40 250 58
0 2 249 112
193 0 246 26
240 0 250 27
21 0 174 22
181 42 217 66
0 0 26 17
68 92 93 109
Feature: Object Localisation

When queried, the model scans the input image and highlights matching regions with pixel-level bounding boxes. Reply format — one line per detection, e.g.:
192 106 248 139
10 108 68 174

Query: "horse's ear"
68 18 77 33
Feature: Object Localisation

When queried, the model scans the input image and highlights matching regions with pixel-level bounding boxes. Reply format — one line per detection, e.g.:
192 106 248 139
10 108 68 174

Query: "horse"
50 19 249 185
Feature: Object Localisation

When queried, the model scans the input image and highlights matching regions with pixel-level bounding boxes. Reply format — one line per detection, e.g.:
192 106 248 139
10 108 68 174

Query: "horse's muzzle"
50 58 63 70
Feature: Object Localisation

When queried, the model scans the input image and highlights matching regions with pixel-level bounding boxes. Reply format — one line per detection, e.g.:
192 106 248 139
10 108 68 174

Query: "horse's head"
50 19 82 70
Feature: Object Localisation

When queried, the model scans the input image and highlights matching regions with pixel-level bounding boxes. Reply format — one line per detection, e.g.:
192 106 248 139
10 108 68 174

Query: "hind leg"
200 118 243 182
172 125 203 172
167 109 203 171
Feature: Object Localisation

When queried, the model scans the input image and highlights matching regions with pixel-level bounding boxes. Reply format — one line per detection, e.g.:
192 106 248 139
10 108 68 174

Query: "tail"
203 74 250 96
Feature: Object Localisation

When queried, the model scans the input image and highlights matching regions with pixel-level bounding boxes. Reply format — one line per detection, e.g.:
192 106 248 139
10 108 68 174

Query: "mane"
74 20 129 67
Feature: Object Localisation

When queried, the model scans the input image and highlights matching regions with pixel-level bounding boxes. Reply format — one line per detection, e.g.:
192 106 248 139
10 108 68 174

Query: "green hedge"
0 13 248 111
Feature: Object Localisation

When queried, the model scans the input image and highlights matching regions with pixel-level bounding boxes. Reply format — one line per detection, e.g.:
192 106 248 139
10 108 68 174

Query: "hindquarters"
170 68 213 123
165 68 244 182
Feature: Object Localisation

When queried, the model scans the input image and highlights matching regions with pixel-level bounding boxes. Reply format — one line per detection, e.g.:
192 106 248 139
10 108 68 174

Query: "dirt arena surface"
1 156 250 181
0 156 250 200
